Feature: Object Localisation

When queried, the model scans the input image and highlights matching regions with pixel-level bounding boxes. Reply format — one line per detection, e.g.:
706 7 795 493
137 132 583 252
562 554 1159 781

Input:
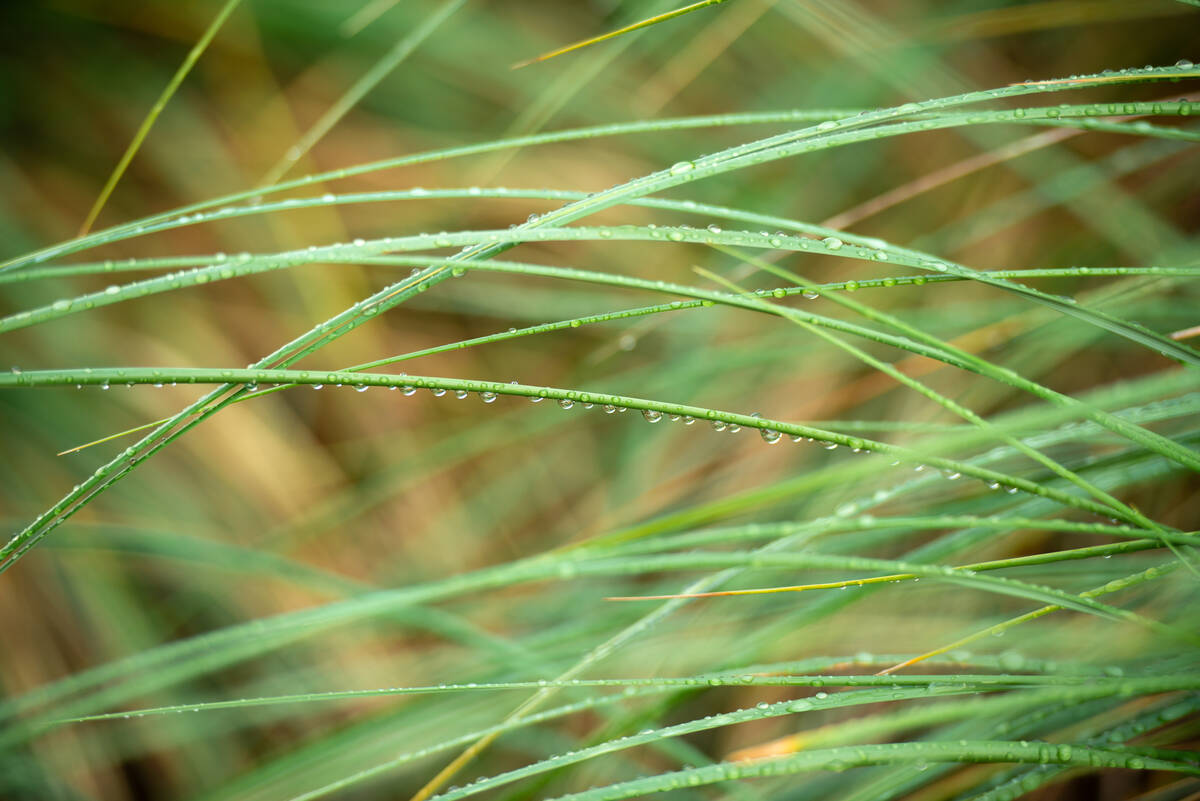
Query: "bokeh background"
1 1 1198 799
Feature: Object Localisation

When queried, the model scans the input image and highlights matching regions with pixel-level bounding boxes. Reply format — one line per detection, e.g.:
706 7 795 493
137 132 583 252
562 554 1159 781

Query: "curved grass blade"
493 741 1198 801
0 364 1164 524
10 66 1193 272
9 100 1192 278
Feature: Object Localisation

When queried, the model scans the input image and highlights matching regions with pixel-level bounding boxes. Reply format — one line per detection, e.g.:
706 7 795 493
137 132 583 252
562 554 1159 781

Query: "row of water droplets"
21 209 1063 333
13 60 1195 271
21 363 1038 498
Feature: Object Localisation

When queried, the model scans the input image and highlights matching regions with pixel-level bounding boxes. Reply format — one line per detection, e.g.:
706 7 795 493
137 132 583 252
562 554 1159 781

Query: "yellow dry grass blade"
512 0 731 69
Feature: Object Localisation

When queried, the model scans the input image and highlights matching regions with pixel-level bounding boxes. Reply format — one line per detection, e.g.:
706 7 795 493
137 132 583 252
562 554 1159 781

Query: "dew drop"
558 398 574 410
642 409 663 423
480 391 497 403
750 413 781 444
821 237 843 251
455 389 469 399
669 161 695 175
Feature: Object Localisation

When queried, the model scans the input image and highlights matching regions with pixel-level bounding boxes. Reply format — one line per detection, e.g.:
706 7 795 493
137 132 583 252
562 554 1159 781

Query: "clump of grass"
1 3 1198 801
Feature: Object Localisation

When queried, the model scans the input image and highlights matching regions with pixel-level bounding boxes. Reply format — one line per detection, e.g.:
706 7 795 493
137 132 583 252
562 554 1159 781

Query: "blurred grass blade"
77 0 242 235
259 0 467 187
